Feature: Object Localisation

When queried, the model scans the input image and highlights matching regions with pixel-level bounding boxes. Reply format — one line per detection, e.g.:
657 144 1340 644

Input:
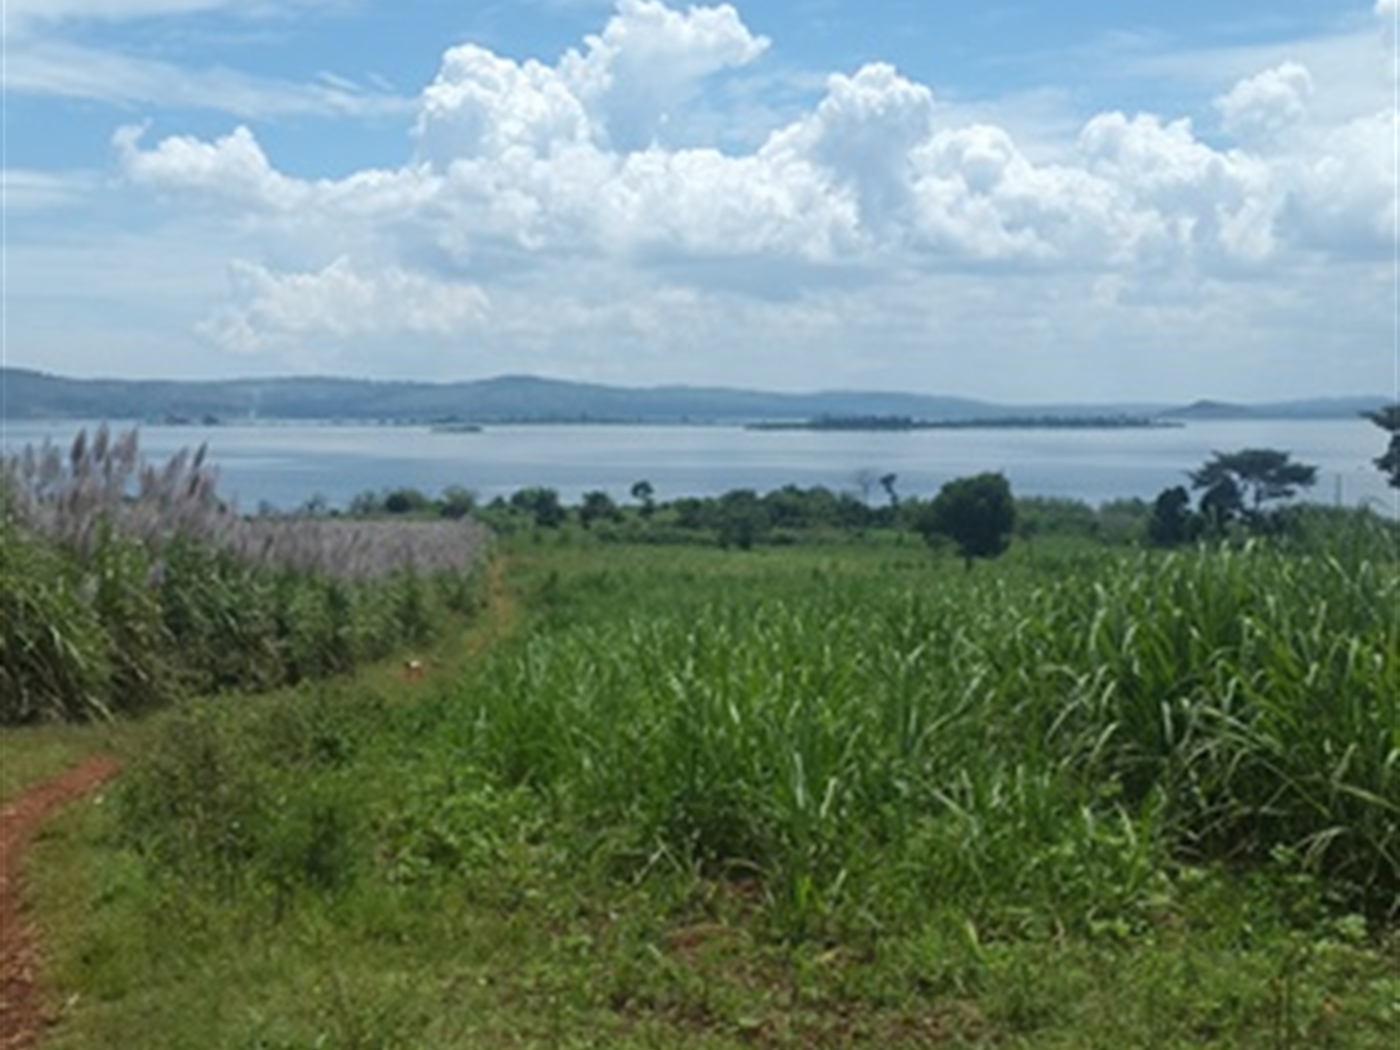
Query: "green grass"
31 785 1400 1049
23 529 1400 1048
0 723 126 802
456 539 1398 920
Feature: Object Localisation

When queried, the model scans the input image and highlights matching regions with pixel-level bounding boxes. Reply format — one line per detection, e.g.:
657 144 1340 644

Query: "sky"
2 0 1398 402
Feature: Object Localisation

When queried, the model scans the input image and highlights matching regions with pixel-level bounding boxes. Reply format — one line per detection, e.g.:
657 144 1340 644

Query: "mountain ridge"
1 367 1390 424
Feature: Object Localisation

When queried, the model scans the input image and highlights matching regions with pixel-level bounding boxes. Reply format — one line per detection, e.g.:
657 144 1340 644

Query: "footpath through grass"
0 725 119 804
22 534 1400 1049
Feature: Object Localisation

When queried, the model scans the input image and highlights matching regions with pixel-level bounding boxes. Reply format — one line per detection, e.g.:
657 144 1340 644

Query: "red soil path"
0 757 122 1050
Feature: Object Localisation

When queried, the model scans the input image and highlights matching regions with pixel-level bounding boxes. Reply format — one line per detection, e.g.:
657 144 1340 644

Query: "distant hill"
1 367 1390 425
0 369 1000 423
1162 396 1394 421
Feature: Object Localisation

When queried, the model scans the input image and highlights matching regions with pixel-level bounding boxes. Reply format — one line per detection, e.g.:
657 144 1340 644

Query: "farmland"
2 437 1398 1048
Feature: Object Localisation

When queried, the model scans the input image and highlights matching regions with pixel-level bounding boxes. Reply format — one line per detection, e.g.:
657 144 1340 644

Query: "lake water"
3 418 1396 516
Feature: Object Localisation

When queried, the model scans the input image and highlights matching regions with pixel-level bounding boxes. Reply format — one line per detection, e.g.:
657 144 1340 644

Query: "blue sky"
3 0 1397 401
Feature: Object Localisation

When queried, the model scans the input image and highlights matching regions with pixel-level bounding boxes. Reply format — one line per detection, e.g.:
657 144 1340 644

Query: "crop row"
117 535 1399 942
439 542 1398 931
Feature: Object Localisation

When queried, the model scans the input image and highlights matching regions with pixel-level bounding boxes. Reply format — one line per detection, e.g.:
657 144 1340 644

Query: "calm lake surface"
4 418 1395 516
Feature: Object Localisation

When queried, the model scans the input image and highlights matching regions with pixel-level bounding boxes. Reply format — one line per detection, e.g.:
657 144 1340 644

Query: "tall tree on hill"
1362 405 1400 488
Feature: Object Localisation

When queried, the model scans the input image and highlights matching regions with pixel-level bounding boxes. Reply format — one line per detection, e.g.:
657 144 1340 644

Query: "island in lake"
745 414 1184 432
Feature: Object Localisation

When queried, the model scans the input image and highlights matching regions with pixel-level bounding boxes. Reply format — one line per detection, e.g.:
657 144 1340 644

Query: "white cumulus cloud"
1079 112 1278 261
103 0 1396 391
767 64 935 236
115 124 310 208
414 0 766 164
415 46 595 166
1286 109 1398 253
559 0 769 150
200 257 490 356
910 126 1143 263
1216 62 1315 141
602 145 859 262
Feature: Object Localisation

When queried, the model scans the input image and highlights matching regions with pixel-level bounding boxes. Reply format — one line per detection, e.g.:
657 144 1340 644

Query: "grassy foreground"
15 534 1400 1048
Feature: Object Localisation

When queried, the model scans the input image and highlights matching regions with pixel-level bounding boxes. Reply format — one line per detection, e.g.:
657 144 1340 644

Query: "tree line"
326 407 1400 564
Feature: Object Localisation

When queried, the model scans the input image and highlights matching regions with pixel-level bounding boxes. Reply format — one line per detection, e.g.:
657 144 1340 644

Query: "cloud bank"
99 0 1399 396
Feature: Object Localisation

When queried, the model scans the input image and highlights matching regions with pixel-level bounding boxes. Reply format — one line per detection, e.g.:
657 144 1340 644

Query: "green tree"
298 493 330 517
510 487 566 528
715 489 769 550
348 490 382 516
835 491 874 530
915 472 1016 567
437 485 477 520
879 472 900 508
1362 405 1400 488
1197 475 1244 532
579 490 621 529
671 497 709 531
1147 485 1195 547
1015 496 1101 542
383 487 431 515
1188 449 1318 522
762 485 842 530
630 479 656 518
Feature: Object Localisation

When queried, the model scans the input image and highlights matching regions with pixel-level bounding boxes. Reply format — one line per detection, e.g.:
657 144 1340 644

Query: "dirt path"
0 757 122 1050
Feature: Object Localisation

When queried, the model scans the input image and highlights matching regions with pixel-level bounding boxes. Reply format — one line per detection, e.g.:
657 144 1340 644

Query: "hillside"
1 367 1390 424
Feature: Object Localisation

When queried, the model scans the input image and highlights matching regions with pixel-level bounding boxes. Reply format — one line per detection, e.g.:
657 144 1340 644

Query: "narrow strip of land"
0 757 122 1050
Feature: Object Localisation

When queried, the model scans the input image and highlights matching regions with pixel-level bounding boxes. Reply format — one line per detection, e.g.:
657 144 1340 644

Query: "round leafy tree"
916 472 1016 567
